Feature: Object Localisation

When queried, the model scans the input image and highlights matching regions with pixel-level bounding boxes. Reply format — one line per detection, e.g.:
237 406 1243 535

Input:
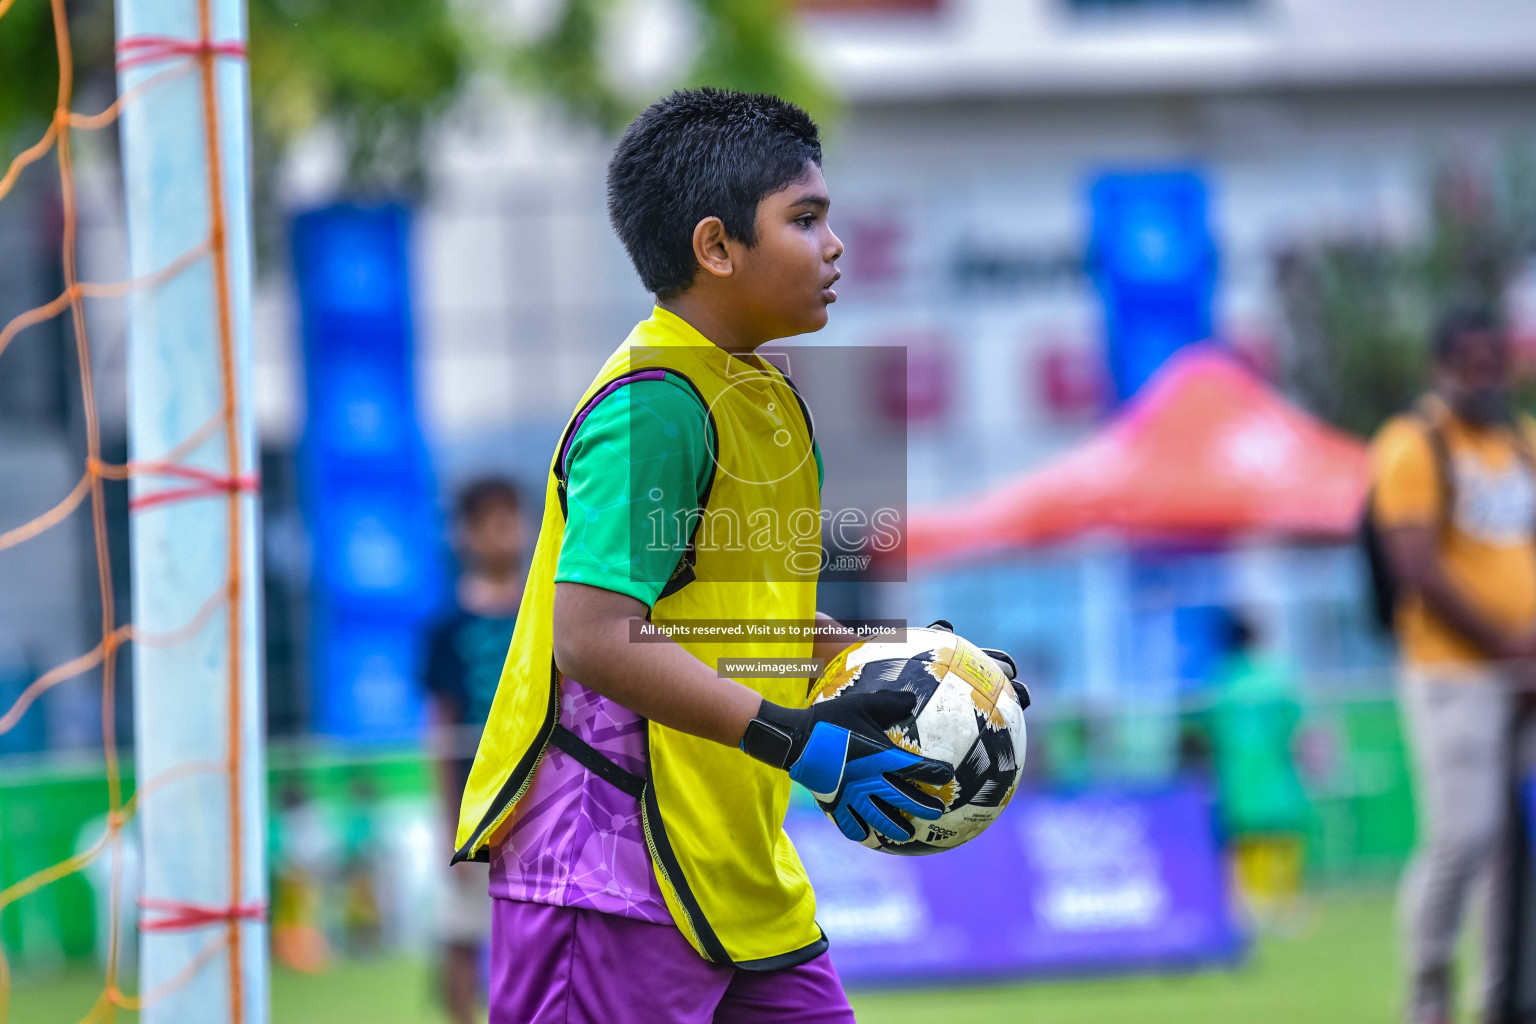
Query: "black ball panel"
856 656 909 690
951 733 993 805
969 772 1015 808
839 653 944 707
977 710 1019 774
892 650 943 695
869 834 945 857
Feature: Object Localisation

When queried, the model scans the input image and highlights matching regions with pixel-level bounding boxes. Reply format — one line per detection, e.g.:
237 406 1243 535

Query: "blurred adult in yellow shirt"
1371 308 1536 1024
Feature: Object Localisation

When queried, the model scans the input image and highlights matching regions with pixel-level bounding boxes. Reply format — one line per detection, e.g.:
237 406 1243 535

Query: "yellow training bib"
454 307 827 968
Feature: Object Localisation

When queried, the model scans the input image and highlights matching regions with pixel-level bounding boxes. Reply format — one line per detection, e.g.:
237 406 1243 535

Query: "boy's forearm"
552 581 763 747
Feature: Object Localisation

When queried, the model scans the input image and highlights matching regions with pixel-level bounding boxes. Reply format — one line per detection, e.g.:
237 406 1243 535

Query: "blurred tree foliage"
0 0 116 166
247 0 468 195
0 0 822 193
0 0 466 197
0 0 820 274
1276 151 1536 438
507 0 628 135
511 0 828 134
688 0 829 118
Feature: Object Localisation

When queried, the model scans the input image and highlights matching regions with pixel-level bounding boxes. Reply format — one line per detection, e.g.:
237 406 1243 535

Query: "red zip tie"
139 897 266 933
115 35 247 73
134 462 253 487
129 466 258 512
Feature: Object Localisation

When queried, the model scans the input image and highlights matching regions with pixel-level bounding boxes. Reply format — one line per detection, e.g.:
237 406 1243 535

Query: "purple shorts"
489 897 855 1024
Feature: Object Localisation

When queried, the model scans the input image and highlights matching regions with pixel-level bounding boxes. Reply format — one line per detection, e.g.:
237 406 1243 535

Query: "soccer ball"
811 625 1028 855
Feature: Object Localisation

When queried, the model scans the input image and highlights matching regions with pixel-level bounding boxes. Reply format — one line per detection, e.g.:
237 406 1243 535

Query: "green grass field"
5 890 1410 1023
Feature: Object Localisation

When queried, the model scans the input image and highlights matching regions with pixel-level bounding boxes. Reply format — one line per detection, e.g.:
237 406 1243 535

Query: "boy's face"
461 501 523 576
733 163 843 339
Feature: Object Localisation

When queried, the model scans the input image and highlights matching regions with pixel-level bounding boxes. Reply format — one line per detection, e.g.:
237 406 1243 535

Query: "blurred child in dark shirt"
421 477 524 1024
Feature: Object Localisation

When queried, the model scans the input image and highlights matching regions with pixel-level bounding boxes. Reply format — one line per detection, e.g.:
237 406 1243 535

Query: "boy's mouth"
821 270 841 303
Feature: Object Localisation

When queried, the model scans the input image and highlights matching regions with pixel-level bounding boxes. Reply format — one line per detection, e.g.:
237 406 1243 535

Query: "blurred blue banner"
791 781 1242 983
1090 171 1216 401
293 203 443 739
0 650 43 754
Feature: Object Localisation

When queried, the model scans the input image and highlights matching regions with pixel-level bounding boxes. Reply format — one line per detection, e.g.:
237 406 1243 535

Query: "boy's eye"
796 214 817 228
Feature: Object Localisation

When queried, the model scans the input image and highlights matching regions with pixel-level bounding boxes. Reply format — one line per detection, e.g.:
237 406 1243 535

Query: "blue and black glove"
740 691 954 843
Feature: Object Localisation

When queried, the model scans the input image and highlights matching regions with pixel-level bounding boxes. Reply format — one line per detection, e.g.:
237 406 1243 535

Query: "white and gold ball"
811 625 1028 855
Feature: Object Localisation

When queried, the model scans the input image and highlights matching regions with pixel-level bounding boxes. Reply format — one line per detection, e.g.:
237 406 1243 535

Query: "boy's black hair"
1432 305 1500 365
607 88 822 298
456 477 521 523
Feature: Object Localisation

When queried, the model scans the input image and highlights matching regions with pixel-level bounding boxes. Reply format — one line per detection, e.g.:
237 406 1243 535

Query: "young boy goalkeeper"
454 89 956 1023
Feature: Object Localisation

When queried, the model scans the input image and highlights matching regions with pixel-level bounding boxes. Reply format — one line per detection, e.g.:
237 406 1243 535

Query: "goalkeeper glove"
740 690 953 843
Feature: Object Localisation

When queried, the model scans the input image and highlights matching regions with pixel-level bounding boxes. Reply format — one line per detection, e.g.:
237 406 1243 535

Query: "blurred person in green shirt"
1200 612 1310 929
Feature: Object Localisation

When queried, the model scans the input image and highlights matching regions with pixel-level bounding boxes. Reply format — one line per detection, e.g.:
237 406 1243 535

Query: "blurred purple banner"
788 781 1244 984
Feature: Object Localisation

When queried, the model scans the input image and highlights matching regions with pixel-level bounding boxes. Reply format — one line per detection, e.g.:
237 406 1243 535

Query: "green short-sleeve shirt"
553 373 823 608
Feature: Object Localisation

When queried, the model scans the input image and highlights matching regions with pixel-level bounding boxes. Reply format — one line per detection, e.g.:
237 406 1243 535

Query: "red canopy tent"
905 346 1371 568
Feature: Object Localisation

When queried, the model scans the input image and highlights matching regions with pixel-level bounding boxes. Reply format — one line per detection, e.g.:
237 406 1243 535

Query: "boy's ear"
691 216 734 280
